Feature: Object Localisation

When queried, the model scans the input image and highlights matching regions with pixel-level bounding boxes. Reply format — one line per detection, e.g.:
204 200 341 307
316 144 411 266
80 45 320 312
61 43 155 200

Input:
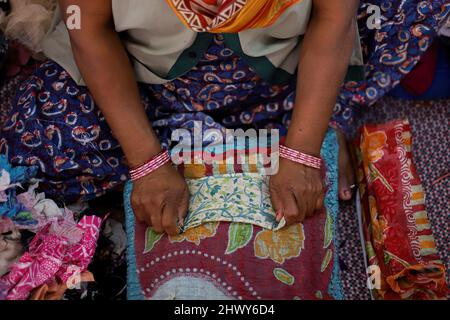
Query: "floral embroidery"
143 228 163 254
273 268 295 286
254 224 305 264
323 209 333 249
368 195 389 247
225 223 253 254
169 222 219 245
360 128 387 165
321 249 333 273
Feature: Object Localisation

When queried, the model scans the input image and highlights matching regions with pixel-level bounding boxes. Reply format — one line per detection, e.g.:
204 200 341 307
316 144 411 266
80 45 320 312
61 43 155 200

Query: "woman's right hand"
131 163 189 236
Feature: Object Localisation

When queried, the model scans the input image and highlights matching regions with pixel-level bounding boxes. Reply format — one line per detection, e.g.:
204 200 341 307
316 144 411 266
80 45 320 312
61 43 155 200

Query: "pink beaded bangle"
129 150 171 181
279 145 322 170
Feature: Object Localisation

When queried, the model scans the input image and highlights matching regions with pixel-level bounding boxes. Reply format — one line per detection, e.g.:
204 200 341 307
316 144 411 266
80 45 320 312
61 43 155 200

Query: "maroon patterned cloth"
338 98 450 299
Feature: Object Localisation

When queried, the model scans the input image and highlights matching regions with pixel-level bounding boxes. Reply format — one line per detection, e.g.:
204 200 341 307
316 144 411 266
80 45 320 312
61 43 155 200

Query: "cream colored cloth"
0 0 57 54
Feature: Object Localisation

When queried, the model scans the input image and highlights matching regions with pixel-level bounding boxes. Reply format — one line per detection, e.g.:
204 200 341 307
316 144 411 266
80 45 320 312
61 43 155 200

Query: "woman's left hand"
269 158 325 225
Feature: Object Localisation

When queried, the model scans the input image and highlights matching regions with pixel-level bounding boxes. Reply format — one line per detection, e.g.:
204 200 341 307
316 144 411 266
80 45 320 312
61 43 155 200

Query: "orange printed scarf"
165 0 302 33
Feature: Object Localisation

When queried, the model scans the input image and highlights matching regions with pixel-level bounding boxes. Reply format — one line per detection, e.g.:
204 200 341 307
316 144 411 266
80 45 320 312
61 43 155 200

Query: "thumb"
178 189 190 226
315 193 325 211
270 187 284 222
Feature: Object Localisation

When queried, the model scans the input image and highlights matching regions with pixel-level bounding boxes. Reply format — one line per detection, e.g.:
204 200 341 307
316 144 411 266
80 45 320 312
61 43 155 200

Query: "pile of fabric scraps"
0 155 104 300
69 216 127 300
354 119 448 300
63 193 128 300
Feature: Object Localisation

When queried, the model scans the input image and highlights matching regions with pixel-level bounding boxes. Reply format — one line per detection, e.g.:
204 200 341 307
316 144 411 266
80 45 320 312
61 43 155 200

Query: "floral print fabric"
124 130 342 300
183 173 284 231
355 119 448 300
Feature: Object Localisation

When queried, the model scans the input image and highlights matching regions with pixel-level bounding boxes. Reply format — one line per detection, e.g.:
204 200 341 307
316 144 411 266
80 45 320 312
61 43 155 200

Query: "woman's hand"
269 0 359 225
131 163 189 236
269 159 325 225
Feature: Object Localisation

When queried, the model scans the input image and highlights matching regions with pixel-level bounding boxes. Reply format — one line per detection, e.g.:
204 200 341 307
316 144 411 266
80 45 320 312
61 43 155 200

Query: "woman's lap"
1 1 447 202
0 36 297 203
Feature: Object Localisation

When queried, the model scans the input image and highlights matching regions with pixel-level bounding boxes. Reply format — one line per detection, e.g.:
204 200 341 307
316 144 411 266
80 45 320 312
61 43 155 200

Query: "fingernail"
276 210 282 221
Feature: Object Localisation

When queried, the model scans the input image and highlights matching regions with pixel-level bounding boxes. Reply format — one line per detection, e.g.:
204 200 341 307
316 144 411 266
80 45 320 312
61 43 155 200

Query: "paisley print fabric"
355 119 448 300
334 0 450 133
0 35 296 203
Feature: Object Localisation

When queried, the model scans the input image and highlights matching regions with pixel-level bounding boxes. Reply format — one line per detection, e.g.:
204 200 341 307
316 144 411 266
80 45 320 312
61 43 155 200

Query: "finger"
137 200 154 227
131 196 149 225
133 205 144 223
315 192 325 211
142 209 154 228
292 190 308 223
162 200 179 236
302 199 315 218
300 185 318 218
178 190 190 225
269 187 284 222
150 204 164 233
282 190 301 226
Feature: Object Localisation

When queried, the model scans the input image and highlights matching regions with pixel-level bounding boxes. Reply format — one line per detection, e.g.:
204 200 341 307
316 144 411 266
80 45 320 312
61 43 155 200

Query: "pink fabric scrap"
0 215 103 300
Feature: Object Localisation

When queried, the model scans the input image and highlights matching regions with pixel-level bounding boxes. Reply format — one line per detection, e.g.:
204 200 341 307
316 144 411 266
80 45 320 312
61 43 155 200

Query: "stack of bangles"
279 145 322 170
129 150 171 181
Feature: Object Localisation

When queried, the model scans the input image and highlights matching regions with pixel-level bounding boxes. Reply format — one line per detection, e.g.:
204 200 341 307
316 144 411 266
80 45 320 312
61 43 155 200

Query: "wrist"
284 136 322 157
279 145 322 170
129 150 171 181
124 133 163 168
284 124 326 157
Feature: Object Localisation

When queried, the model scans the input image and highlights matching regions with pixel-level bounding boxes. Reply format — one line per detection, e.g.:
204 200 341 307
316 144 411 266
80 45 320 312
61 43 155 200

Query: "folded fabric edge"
124 181 145 300
385 263 448 300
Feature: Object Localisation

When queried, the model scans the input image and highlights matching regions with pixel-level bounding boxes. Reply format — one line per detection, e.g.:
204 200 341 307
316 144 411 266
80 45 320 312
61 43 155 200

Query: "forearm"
69 26 161 167
286 5 357 155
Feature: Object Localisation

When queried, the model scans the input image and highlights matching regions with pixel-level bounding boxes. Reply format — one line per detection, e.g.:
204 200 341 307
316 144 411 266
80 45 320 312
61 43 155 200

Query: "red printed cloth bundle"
355 119 448 300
